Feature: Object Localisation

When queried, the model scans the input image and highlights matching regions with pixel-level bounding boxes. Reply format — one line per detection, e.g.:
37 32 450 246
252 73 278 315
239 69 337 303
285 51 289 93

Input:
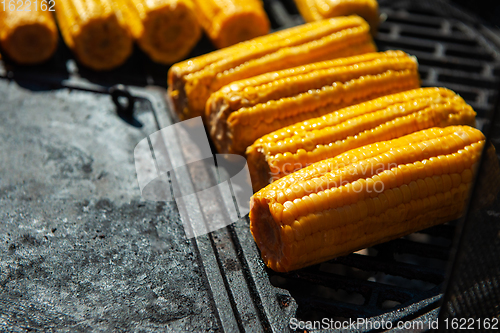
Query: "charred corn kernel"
192 0 270 49
208 50 419 156
295 0 379 35
168 15 376 120
246 87 476 191
55 0 133 70
0 4 58 64
250 126 495 272
119 0 201 64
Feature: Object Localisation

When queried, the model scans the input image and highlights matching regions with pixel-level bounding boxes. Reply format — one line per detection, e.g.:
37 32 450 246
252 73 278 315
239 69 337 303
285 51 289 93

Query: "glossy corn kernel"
0 4 58 64
207 50 420 155
55 0 133 70
295 0 379 34
246 87 477 191
250 126 491 272
168 15 376 120
119 0 201 64
192 0 270 49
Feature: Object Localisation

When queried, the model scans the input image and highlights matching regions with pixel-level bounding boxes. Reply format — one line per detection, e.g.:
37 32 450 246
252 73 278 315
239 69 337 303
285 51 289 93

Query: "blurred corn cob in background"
250 126 498 272
120 0 201 64
55 0 133 70
192 0 270 49
207 50 420 156
168 15 376 121
247 87 477 191
0 3 58 64
294 0 379 34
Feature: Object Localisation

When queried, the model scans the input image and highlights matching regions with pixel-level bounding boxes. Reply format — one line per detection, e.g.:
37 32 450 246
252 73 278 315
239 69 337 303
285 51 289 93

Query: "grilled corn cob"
295 0 379 34
120 0 201 64
192 0 270 49
0 4 58 64
247 87 477 191
207 50 420 155
55 0 133 70
250 126 489 272
168 15 376 121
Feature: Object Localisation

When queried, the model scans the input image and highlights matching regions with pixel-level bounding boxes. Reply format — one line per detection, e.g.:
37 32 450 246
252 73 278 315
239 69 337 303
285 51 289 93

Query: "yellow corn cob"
168 15 376 121
246 87 477 192
207 50 420 156
0 4 58 64
294 0 324 22
55 0 133 70
295 0 379 34
192 0 270 49
119 0 201 64
250 126 490 272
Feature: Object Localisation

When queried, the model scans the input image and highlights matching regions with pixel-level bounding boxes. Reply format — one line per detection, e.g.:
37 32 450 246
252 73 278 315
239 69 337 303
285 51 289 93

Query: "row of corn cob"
0 0 269 69
167 14 500 272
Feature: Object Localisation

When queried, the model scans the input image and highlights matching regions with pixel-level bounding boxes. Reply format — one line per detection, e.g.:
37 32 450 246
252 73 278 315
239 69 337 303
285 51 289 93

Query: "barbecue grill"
1 0 499 332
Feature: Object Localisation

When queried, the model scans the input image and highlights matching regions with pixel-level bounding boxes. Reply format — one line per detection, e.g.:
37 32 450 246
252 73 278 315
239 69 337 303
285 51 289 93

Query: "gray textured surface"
0 80 219 332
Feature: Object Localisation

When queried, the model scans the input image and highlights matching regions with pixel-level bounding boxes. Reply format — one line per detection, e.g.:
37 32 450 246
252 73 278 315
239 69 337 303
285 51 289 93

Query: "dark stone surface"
0 80 219 332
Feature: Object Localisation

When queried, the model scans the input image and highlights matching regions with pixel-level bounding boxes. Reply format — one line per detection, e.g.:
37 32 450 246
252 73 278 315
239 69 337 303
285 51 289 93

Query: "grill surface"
0 0 499 332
